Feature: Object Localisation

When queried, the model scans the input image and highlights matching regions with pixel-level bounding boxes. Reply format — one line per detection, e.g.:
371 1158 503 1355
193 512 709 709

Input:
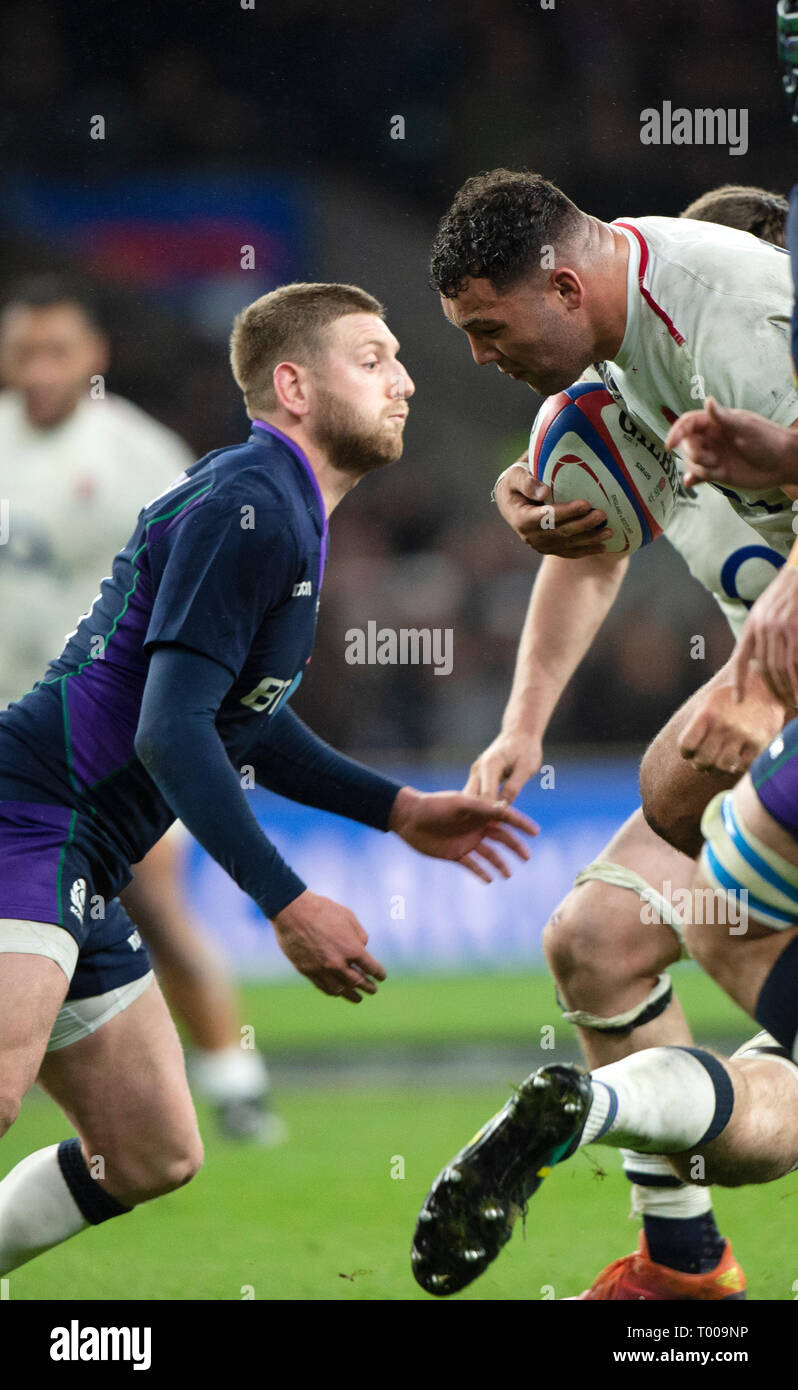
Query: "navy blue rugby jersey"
0 421 328 877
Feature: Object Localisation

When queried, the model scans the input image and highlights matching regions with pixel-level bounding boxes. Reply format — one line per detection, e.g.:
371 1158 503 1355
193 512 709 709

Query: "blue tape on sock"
593 1081 619 1142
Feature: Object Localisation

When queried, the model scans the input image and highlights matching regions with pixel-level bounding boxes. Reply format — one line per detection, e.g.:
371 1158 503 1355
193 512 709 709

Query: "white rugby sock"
189 1044 269 1103
621 1151 713 1219
0 1144 87 1276
577 1047 733 1153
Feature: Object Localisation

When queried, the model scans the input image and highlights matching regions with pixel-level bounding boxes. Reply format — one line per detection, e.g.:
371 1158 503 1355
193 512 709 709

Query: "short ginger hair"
230 281 385 415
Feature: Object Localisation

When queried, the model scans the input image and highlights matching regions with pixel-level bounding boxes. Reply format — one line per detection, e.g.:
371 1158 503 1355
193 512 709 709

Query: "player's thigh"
639 663 739 855
37 975 202 1178
593 805 696 887
545 808 690 975
120 824 185 923
0 945 71 1127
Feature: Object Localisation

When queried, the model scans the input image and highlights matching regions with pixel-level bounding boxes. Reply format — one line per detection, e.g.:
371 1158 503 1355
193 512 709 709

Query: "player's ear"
272 361 310 417
551 268 583 308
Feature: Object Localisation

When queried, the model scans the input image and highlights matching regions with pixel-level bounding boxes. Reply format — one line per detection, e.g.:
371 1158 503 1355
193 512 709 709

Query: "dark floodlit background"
1 0 778 763
3 8 794 1307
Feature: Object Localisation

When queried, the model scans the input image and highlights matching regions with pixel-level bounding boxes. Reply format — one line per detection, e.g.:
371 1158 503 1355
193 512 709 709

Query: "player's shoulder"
83 394 194 475
199 435 305 516
144 437 305 566
615 215 787 295
0 390 27 430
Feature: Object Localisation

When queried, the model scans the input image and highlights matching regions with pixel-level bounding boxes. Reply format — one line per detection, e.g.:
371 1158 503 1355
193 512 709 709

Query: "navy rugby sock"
57 1138 131 1224
643 1211 726 1276
754 935 798 1060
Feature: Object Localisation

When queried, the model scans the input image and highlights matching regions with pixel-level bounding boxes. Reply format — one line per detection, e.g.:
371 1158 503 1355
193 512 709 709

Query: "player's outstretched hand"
495 459 612 557
463 728 543 803
728 565 798 709
272 889 386 1003
678 674 785 775
389 787 538 883
666 397 798 490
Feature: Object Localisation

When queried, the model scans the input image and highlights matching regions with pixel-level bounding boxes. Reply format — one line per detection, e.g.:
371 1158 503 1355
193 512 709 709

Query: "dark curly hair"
680 184 788 249
429 169 584 298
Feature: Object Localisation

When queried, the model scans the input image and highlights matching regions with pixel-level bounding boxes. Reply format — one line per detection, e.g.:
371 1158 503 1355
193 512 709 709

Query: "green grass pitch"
3 968 796 1301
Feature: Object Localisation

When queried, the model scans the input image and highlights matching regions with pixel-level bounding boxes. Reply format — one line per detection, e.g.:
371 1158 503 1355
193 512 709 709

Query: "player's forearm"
251 706 403 829
501 552 629 737
773 427 798 485
136 647 306 919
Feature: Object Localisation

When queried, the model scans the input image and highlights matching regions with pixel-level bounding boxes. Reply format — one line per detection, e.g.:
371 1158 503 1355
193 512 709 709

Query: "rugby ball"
528 382 678 553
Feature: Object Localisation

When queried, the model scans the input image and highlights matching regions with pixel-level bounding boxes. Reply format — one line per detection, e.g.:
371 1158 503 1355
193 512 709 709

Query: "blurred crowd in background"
0 0 775 762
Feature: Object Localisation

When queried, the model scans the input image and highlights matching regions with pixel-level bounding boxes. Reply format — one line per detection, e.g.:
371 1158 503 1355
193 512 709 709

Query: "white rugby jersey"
664 483 788 639
575 363 790 640
602 215 798 550
0 391 194 705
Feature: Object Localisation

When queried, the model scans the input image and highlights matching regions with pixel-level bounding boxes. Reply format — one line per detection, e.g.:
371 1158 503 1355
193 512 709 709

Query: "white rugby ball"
528 382 678 553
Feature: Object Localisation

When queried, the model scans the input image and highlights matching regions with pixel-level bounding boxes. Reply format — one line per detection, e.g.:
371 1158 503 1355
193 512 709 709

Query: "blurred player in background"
424 177 798 1299
0 276 282 1142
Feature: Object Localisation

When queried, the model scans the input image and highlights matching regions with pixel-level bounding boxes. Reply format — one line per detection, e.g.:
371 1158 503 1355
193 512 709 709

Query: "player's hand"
678 677 785 776
495 459 613 556
666 397 798 489
388 786 538 883
272 889 385 1003
463 728 543 803
728 565 798 708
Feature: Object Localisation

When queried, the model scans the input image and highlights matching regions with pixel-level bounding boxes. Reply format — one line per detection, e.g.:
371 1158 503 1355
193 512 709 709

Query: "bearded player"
411 176 798 1299
0 282 537 1279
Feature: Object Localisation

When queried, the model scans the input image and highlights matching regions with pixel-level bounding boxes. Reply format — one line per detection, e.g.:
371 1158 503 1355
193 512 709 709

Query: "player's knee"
543 884 659 990
670 1145 776 1188
110 1132 204 1205
0 1090 22 1138
542 895 580 976
664 1151 713 1186
155 1137 204 1196
665 1148 747 1187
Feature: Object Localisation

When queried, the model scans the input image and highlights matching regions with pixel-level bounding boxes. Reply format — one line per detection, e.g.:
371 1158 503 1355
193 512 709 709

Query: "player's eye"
363 359 379 370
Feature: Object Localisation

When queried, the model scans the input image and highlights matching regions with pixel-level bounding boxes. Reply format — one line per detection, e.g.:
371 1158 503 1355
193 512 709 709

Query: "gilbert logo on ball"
529 382 678 553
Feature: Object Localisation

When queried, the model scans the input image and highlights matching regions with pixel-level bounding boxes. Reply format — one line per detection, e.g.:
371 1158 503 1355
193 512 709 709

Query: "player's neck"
588 221 630 362
253 415 356 515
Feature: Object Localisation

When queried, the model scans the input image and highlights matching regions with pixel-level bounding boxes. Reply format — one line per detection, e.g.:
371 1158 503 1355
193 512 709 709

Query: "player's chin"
534 369 581 396
379 427 406 462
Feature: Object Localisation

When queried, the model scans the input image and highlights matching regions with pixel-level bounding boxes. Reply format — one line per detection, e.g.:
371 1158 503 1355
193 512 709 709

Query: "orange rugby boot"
567 1233 746 1300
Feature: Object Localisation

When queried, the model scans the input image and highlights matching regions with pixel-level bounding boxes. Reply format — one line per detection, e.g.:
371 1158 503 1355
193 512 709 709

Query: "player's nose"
389 366 415 400
400 367 415 399
468 336 500 367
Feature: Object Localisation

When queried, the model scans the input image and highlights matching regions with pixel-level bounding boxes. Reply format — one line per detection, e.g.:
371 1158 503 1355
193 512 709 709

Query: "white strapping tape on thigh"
574 859 688 954
0 918 79 983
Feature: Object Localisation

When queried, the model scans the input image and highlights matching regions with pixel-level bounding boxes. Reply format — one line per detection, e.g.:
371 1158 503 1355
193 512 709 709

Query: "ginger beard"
309 386 407 478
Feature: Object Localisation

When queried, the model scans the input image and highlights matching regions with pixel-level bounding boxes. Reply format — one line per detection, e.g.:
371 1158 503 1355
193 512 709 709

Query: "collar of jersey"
249 419 327 540
609 220 641 369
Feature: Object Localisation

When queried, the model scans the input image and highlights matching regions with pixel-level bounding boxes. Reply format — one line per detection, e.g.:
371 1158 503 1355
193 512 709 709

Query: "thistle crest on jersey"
529 382 678 554
70 877 87 923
